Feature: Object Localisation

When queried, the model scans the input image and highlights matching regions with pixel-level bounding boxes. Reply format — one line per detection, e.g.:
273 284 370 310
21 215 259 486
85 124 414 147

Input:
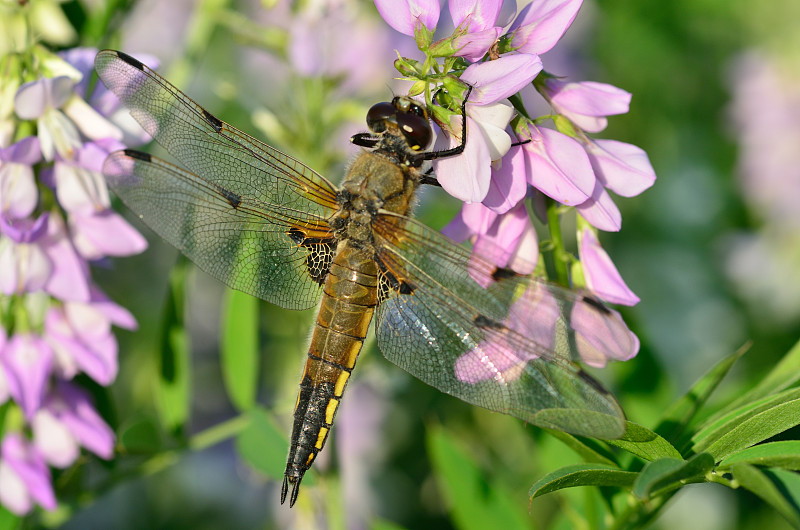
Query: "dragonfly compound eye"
396 111 432 151
366 101 396 133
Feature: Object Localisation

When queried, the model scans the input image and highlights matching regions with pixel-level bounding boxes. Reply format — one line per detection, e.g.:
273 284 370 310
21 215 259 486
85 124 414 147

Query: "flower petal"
449 0 503 31
522 126 595 204
483 145 527 213
0 335 53 419
572 302 639 367
579 227 639 305
509 0 583 55
69 210 148 260
374 0 441 35
586 139 656 197
461 54 543 104
434 116 492 203
575 181 622 231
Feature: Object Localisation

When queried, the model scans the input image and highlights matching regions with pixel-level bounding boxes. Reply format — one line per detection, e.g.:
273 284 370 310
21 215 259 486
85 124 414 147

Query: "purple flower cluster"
0 47 148 515
374 0 654 308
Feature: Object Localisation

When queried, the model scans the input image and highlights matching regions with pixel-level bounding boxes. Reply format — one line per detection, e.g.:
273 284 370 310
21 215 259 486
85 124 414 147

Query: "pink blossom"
544 79 631 133
0 214 52 296
519 124 596 205
575 181 622 232
571 301 639 367
40 212 91 302
443 201 538 276
509 0 583 55
434 54 542 203
33 382 115 468
373 0 441 36
449 0 504 60
579 227 639 305
0 434 57 515
0 137 42 219
0 335 53 419
483 144 527 214
585 139 656 197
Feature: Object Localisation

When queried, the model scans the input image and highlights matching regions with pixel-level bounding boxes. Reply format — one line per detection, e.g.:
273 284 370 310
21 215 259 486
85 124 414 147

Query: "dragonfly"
95 50 636 507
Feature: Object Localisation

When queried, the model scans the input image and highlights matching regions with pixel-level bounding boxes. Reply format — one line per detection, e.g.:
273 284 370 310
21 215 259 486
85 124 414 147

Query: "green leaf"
118 414 163 454
427 425 527 530
693 391 800 460
221 288 260 411
0 506 20 530
654 343 748 445
155 258 191 435
631 454 714 500
606 421 682 461
234 407 287 480
732 464 800 528
728 337 800 411
544 429 618 466
719 441 800 471
529 464 637 500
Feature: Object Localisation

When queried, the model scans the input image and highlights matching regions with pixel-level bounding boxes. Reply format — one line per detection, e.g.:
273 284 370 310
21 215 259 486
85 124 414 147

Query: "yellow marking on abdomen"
334 371 350 396
325 399 339 425
315 426 329 449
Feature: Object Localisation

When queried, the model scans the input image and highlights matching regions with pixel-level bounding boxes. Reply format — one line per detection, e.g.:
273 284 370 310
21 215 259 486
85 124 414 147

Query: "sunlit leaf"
719 441 800 471
545 429 618 466
732 464 800 528
221 288 260 411
606 421 682 461
654 343 748 446
693 391 800 460
529 464 636 499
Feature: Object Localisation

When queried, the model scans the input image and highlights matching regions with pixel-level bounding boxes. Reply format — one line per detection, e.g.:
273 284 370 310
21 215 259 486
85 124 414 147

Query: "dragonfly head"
365 97 433 152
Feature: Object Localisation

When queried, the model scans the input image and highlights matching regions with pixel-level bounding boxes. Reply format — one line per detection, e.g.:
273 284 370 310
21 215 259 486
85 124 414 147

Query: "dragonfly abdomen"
282 241 378 506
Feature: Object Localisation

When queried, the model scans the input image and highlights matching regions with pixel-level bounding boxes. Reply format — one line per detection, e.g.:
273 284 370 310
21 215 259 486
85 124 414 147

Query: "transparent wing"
104 150 335 310
372 212 634 438
94 49 338 231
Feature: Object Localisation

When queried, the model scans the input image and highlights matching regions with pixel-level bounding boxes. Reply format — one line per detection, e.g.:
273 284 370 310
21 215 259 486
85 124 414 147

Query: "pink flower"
0 434 57 515
508 0 583 55
571 301 639 367
482 144 527 214
14 77 120 161
45 287 136 385
0 334 53 419
449 0 504 60
0 137 42 219
373 0 441 36
519 124 595 205
0 214 51 296
574 180 622 232
543 79 631 133
585 139 656 197
434 54 543 203
579 227 639 305
33 382 115 468
443 201 538 277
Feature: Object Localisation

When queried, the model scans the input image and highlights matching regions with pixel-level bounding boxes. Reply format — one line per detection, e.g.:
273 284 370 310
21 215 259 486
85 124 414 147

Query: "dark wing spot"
491 267 520 282
219 187 242 209
375 256 415 295
398 281 415 295
286 228 335 286
582 295 611 315
577 369 614 396
116 51 145 71
474 314 506 330
202 109 223 132
123 149 151 162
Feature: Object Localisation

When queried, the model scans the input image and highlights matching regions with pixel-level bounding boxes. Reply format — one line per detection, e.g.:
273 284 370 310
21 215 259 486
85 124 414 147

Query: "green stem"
546 199 570 286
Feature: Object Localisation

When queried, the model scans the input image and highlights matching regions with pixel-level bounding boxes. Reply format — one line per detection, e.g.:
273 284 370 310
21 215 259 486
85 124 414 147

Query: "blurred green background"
35 0 800 528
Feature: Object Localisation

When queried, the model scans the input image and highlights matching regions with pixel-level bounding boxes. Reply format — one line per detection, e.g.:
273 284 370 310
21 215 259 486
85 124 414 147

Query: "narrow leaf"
529 464 636 499
235 407 287 480
728 337 800 410
606 421 682 461
719 441 800 471
732 464 800 528
654 343 748 444
156 257 191 434
692 387 800 449
694 393 800 460
221 288 260 411
631 454 714 499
